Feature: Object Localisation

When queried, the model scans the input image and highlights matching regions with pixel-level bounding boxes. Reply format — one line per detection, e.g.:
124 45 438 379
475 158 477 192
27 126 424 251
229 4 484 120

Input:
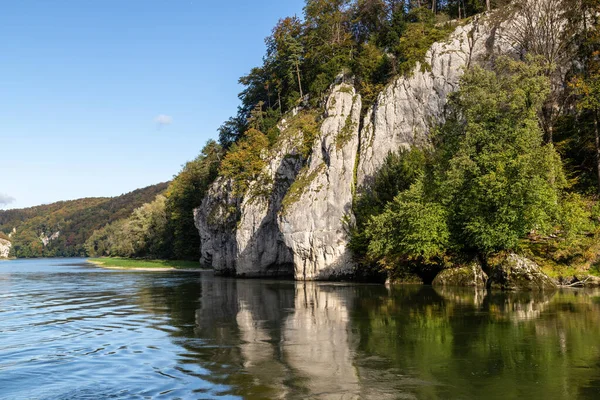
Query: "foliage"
164 140 222 260
435 57 564 253
1 182 169 258
283 110 321 158
219 129 269 195
352 57 575 278
350 147 427 258
392 7 454 76
567 0 600 194
365 179 450 262
85 195 168 258
84 141 223 261
217 1 469 151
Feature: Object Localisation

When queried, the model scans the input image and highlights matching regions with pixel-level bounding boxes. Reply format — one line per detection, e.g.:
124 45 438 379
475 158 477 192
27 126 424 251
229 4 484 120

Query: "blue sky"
0 0 305 209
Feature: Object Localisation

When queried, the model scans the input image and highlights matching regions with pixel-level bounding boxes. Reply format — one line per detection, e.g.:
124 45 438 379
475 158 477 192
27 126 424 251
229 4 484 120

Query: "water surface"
1 258 600 399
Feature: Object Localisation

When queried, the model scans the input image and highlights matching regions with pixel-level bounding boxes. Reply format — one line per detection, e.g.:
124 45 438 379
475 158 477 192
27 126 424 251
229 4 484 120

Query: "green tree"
351 148 427 258
303 0 354 97
219 129 269 195
570 0 600 195
357 57 570 278
435 57 565 253
365 179 450 263
165 140 223 260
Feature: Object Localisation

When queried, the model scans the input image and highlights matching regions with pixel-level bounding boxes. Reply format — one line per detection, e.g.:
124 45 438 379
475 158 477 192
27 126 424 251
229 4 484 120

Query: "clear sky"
0 0 305 210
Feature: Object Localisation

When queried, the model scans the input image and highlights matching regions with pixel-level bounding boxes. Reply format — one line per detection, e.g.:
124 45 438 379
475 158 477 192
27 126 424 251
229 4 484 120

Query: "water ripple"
0 259 230 400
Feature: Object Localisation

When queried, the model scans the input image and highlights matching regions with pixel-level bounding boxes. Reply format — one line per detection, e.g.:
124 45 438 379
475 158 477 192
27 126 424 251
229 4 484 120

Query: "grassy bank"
88 257 206 271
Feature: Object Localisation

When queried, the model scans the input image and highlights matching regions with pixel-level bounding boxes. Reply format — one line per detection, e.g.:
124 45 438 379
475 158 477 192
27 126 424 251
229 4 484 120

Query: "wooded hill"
0 182 169 257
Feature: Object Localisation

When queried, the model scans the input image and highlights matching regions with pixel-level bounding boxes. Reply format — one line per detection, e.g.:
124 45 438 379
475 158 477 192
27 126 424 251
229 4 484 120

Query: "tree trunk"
542 102 555 144
296 61 304 100
594 110 600 196
486 0 491 12
278 90 282 112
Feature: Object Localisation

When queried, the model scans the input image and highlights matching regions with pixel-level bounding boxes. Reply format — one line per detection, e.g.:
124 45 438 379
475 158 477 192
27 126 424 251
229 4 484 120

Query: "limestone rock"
279 83 361 280
0 238 11 259
357 16 514 189
194 177 240 275
432 262 488 288
488 253 557 291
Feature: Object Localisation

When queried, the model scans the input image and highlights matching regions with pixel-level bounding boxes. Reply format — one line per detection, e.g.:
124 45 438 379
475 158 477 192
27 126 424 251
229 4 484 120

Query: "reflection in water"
1 260 600 399
283 284 359 398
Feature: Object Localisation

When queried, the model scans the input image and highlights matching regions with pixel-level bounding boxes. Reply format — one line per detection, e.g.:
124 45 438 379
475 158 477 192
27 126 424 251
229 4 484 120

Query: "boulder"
488 253 557 291
432 262 488 288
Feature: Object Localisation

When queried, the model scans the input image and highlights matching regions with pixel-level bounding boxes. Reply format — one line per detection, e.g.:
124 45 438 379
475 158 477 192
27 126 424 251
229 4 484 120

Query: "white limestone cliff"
0 238 11 259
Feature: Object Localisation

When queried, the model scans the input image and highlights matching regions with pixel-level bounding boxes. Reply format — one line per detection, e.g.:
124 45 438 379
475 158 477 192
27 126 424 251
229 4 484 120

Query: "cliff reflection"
282 284 360 398
135 275 600 400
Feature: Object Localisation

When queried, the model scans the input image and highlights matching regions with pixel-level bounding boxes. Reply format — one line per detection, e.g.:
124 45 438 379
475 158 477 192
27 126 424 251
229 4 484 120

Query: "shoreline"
87 258 212 272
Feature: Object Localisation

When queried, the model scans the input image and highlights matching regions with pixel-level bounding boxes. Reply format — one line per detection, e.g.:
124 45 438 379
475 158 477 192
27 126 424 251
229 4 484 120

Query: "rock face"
356 18 513 188
0 238 11 259
194 10 542 281
40 231 60 247
432 262 488 288
280 84 361 280
195 83 360 279
488 253 557 291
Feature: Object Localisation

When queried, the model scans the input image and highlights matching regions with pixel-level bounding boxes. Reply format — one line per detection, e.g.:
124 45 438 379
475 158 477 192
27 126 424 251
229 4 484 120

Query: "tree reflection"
135 275 600 399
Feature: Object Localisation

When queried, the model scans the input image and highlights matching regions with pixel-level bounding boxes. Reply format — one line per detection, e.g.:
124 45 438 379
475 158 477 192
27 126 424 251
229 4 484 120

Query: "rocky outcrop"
488 253 557 291
194 177 240 275
194 8 554 281
280 84 361 280
196 83 361 279
356 17 514 188
0 238 11 259
432 261 488 288
40 231 60 247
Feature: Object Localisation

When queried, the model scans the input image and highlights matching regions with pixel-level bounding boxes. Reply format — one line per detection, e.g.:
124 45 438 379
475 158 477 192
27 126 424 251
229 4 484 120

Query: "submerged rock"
488 253 557 291
432 262 488 288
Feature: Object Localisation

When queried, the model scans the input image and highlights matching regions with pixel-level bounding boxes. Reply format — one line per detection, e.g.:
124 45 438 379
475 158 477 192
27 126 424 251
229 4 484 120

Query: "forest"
0 183 168 257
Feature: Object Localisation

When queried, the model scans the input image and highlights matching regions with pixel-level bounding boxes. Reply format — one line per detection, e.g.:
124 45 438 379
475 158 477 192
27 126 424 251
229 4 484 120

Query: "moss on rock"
432 261 487 288
487 253 557 291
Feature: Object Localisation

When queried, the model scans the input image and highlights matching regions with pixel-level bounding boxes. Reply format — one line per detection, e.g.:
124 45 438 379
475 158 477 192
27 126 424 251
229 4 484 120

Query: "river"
1 258 599 399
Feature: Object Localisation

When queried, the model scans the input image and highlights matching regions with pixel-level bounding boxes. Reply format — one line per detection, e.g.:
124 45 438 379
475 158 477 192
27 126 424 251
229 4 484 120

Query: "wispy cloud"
0 193 15 207
154 114 173 127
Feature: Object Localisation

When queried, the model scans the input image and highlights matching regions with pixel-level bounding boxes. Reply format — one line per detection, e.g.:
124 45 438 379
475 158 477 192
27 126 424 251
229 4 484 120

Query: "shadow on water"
136 277 600 400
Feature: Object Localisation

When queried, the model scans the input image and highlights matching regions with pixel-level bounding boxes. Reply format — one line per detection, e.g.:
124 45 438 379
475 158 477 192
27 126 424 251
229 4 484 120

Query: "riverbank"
88 258 210 272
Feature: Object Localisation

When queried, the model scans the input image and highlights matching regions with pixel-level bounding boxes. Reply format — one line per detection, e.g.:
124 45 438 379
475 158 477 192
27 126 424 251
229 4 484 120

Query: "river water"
1 258 600 399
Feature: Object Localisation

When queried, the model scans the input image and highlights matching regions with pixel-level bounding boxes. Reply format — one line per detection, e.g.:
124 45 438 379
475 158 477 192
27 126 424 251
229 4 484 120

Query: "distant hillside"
0 182 169 257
